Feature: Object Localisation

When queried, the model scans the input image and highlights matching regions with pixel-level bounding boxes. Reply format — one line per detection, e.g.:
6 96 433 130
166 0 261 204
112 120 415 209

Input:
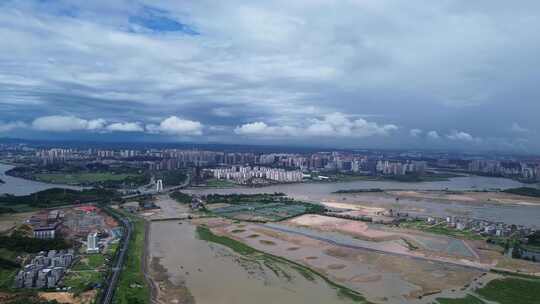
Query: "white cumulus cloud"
446 130 479 142
0 121 27 133
146 116 203 136
106 122 144 132
31 115 145 133
409 128 423 137
427 131 440 139
235 112 397 138
32 116 104 132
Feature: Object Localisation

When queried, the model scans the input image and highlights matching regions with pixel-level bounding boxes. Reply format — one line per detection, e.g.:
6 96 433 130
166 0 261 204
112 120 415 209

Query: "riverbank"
0 163 81 196
110 209 150 304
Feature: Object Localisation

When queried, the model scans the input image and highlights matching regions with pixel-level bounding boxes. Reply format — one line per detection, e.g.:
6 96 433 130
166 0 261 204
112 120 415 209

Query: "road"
100 210 133 304
122 174 191 199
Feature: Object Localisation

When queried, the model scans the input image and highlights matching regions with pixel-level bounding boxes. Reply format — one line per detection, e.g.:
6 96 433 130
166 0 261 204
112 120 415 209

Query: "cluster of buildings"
467 160 540 182
376 160 427 176
420 215 535 239
15 250 75 289
25 146 540 183
28 210 64 239
209 166 304 184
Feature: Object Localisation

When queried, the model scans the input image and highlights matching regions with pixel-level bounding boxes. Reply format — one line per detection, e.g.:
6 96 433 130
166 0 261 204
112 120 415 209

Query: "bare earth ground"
38 291 97 304
286 214 480 259
321 202 386 213
287 214 397 240
0 211 36 233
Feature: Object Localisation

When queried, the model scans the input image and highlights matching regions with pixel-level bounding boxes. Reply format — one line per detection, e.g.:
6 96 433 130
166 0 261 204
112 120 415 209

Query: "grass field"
476 277 540 304
64 269 104 294
400 221 484 241
211 202 310 222
113 212 149 304
436 294 485 304
434 276 540 304
0 248 19 290
64 249 113 295
205 178 236 188
34 172 136 185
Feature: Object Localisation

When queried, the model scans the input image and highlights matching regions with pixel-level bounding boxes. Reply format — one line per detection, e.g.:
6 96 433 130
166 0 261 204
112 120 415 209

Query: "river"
187 175 534 200
186 176 540 227
0 163 80 196
149 221 360 304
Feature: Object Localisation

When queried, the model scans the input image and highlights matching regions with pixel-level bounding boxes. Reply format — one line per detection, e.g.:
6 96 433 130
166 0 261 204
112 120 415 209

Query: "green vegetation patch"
502 187 540 198
64 269 104 295
436 294 485 304
205 193 324 222
0 235 71 253
35 172 136 185
7 165 149 188
399 220 484 241
476 277 540 304
153 169 187 187
0 249 20 290
0 188 119 211
113 211 150 304
196 225 370 303
204 178 236 188
170 191 193 204
0 266 18 290
326 172 461 183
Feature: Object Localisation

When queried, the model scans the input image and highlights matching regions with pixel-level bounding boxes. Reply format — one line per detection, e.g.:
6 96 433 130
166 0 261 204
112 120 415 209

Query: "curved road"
100 212 132 304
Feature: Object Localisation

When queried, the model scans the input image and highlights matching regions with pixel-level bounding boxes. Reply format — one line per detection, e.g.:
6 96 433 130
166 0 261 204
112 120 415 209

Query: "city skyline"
1 1 540 153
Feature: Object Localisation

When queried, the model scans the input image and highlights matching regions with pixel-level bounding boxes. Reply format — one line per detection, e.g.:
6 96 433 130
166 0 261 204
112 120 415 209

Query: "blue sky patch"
129 5 199 35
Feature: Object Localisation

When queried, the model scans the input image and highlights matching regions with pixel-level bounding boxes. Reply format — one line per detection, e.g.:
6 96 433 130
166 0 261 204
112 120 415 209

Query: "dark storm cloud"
0 0 539 152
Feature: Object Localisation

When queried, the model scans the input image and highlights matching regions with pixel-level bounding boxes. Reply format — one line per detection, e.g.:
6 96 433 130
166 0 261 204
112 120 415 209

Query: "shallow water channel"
149 220 361 304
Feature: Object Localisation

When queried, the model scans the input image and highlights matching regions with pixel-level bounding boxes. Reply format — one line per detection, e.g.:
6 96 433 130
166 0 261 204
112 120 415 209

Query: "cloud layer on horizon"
1 1 539 152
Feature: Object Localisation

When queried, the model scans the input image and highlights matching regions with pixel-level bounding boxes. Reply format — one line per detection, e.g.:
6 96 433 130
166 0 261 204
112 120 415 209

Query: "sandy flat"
321 202 386 213
286 214 396 239
214 220 483 304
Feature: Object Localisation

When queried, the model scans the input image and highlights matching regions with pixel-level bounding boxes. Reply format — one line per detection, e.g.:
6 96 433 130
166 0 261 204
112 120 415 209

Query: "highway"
100 210 133 304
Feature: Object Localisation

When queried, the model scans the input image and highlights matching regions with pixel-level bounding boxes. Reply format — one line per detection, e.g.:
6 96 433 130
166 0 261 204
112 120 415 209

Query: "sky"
0 0 539 153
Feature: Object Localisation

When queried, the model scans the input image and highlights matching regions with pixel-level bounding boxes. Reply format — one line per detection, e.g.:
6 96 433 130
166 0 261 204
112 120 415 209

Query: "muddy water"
149 221 359 304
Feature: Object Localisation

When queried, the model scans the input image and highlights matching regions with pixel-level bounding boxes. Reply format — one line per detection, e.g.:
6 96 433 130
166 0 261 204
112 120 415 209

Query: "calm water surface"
0 163 79 195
